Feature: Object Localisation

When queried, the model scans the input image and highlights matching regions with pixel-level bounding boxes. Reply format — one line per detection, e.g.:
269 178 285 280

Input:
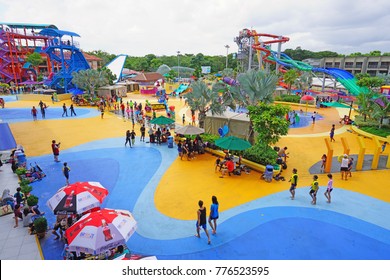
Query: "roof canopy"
130 72 163 82
0 22 58 30
39 28 80 38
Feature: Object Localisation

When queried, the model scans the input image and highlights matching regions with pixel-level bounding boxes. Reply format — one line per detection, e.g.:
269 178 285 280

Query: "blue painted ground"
0 107 99 123
27 138 390 260
228 107 323 129
0 95 17 102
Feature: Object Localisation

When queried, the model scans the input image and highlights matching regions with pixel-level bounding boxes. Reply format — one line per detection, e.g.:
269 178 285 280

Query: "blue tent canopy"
0 123 17 151
39 28 80 38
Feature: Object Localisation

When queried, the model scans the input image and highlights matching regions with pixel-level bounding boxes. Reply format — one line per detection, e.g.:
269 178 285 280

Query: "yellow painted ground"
5 92 390 222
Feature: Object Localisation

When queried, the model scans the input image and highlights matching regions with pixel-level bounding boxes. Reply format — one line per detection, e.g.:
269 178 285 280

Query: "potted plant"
20 184 33 197
33 217 48 239
15 167 27 179
27 194 39 207
19 178 31 187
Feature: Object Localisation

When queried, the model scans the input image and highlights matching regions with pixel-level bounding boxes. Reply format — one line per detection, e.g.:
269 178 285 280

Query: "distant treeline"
86 49 390 73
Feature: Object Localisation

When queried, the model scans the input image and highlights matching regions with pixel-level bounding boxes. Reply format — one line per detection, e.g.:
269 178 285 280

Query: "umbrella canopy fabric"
215 136 252 151
320 101 351 108
65 208 137 255
175 125 204 135
47 182 108 215
300 95 315 101
150 115 174 125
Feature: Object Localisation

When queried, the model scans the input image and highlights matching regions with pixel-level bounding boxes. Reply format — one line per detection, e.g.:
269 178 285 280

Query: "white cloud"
1 0 389 56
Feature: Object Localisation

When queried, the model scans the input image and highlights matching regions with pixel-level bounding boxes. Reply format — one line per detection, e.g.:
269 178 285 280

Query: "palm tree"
228 69 279 144
295 71 312 93
356 91 376 122
236 69 279 105
185 80 225 128
283 69 299 94
371 96 390 128
72 69 109 97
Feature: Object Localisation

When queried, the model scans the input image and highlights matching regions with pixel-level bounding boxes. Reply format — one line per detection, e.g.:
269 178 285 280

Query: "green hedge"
242 143 277 166
359 126 390 138
275 94 301 103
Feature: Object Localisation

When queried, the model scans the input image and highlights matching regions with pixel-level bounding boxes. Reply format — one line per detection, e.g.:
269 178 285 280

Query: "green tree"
99 67 116 85
86 50 116 66
185 80 225 128
71 69 109 97
295 71 312 92
371 96 390 127
283 69 299 94
248 103 290 145
222 69 279 144
25 52 43 73
356 91 376 121
356 76 384 90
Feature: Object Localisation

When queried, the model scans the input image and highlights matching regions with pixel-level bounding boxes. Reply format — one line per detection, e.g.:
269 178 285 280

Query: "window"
334 62 340 67
355 62 363 68
380 62 390 68
325 62 333 67
345 62 353 67
368 62 378 68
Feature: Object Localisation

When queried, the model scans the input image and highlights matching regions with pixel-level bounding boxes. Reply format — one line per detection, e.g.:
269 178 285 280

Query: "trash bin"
167 136 173 148
263 165 274 182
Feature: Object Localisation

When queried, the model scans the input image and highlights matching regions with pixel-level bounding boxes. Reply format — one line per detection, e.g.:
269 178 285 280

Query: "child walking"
195 200 211 245
320 154 327 172
309 175 319 205
289 168 298 200
208 196 219 235
63 162 70 185
324 173 333 203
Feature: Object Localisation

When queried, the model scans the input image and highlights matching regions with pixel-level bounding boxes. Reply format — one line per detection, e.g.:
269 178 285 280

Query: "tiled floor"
0 164 41 260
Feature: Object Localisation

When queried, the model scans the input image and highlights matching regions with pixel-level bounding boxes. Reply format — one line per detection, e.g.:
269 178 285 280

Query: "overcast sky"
1 0 390 57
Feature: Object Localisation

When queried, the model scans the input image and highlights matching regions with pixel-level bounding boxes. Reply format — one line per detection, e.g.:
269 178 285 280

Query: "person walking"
63 162 70 185
51 140 61 162
195 200 211 245
324 173 333 203
289 168 298 200
182 113 186 125
312 111 317 124
70 104 77 116
130 130 136 146
347 157 354 178
208 196 219 235
330 124 335 142
140 125 146 142
309 175 319 205
191 114 196 126
340 154 349 180
31 106 38 121
320 154 327 173
125 130 132 148
62 103 68 117
100 104 105 119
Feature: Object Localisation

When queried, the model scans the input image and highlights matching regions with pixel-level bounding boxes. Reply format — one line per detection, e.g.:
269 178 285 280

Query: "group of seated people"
177 135 205 160
148 127 171 144
4 187 45 231
63 243 131 260
215 152 249 178
339 115 352 125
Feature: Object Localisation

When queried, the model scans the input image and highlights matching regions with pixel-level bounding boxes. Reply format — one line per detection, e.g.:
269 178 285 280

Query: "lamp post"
224 45 230 69
177 51 180 81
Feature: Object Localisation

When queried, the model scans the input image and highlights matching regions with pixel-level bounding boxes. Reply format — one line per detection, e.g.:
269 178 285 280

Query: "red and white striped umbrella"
65 208 137 255
46 182 108 215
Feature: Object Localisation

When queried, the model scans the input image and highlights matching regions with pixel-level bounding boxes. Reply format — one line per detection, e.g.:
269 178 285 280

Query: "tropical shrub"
242 143 277 166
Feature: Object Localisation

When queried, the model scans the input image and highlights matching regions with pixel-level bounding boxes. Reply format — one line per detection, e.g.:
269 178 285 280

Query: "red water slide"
247 30 289 64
